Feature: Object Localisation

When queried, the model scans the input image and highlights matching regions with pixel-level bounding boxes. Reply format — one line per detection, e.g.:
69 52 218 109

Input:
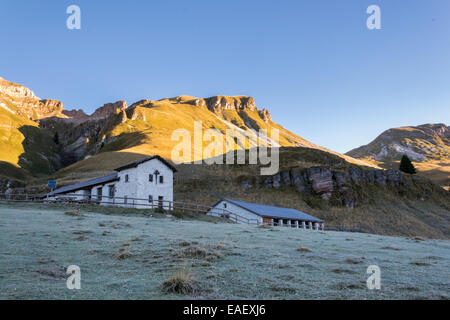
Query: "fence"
0 192 260 225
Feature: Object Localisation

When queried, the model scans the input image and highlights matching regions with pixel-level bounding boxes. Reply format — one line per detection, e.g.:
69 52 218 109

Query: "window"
158 196 163 209
159 176 164 184
223 203 227 208
108 185 115 198
149 174 153 182
125 174 129 183
148 195 153 203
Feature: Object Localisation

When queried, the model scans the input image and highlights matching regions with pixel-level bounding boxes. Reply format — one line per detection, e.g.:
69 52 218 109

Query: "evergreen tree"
53 132 59 145
399 155 416 174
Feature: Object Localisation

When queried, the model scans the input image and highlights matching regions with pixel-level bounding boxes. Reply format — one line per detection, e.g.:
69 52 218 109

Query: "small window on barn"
223 203 227 208
125 174 129 183
149 174 153 182
159 176 164 184
148 195 153 203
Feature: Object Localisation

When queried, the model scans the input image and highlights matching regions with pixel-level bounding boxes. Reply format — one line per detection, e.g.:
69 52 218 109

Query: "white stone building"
47 155 177 210
208 198 324 230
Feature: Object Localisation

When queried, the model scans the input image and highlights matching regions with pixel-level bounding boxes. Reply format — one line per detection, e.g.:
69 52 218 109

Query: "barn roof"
222 198 324 222
114 155 177 172
47 173 118 196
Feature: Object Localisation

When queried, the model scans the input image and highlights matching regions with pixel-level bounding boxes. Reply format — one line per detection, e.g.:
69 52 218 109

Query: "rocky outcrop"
243 166 409 208
0 77 37 99
36 99 64 116
180 95 273 124
203 96 258 113
258 108 272 122
307 167 334 194
62 109 89 123
90 100 127 120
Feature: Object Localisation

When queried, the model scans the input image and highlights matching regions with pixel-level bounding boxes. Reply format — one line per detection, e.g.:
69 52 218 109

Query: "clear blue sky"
1 0 449 153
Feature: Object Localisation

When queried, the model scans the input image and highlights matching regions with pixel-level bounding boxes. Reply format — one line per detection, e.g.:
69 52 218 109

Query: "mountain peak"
0 76 38 100
90 101 127 119
346 123 449 188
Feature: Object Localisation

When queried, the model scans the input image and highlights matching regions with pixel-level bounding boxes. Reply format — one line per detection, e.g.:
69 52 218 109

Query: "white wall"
114 158 174 209
208 200 262 225
67 189 88 201
58 158 174 210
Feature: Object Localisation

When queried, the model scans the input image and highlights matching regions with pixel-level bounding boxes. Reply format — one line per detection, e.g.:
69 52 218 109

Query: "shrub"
177 245 223 261
160 268 196 295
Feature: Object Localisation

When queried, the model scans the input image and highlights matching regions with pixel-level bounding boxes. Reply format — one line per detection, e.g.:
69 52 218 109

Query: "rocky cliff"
0 77 37 99
264 166 407 208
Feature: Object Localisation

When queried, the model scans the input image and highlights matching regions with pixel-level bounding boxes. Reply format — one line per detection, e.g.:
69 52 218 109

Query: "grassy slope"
346 124 450 189
0 99 59 180
0 203 448 299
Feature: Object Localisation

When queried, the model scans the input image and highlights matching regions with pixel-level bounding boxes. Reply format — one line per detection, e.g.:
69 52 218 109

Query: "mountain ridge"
0 76 375 184
346 123 449 189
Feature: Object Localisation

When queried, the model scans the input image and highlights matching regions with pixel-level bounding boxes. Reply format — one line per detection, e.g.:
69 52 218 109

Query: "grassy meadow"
0 202 448 300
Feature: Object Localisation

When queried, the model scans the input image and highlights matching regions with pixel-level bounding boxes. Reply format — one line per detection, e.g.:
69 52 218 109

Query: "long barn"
208 198 324 230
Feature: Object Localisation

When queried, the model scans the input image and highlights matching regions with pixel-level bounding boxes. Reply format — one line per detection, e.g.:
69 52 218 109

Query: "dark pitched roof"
47 173 118 196
222 198 324 222
114 155 177 172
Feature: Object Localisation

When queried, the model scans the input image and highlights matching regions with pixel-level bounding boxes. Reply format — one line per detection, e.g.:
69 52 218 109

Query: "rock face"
248 166 408 208
36 99 64 116
185 95 271 123
90 101 127 120
0 77 68 120
204 96 258 113
0 77 37 99
62 109 89 122
307 167 334 194
258 109 272 122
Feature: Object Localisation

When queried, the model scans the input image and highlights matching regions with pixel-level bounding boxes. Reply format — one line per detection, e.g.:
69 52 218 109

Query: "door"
158 196 163 209
97 187 102 202
108 185 115 203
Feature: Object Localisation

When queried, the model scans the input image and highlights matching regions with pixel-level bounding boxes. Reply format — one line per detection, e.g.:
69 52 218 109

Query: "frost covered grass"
0 203 449 299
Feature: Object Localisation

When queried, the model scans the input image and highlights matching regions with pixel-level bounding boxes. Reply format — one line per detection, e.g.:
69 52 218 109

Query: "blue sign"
48 180 57 189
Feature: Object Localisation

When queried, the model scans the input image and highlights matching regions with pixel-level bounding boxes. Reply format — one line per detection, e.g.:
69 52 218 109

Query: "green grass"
0 203 449 299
